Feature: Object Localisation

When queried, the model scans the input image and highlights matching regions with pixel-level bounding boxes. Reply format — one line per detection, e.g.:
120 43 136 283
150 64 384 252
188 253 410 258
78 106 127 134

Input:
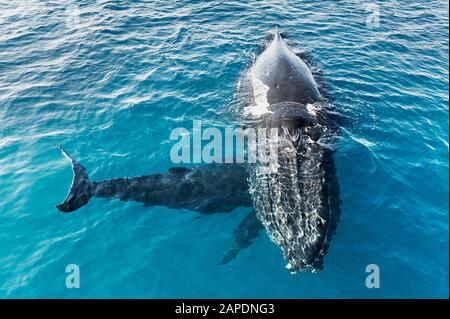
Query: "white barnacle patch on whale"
306 103 319 116
243 68 270 117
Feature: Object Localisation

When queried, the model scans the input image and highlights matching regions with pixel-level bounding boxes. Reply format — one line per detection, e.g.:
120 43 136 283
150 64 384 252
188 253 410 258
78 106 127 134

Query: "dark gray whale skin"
244 29 341 272
252 32 321 106
55 146 262 264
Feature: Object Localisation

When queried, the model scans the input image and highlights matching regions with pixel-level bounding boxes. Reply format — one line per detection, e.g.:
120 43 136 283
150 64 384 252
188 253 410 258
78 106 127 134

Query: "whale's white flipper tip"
55 145 73 161
55 144 66 156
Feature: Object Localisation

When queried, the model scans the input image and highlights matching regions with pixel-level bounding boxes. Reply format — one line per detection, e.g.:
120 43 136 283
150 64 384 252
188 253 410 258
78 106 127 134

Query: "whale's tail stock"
55 145 93 213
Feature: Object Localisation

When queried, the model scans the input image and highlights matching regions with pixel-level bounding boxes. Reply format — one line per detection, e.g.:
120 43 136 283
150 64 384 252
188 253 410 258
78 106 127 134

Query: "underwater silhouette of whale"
55 145 262 264
56 28 341 272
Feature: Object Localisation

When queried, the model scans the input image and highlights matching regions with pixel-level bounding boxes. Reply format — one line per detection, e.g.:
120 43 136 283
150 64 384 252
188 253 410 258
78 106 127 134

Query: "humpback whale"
240 29 341 272
56 28 340 273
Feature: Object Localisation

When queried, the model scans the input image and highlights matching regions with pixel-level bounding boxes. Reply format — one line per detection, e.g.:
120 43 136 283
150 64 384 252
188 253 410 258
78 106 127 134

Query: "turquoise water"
0 0 448 298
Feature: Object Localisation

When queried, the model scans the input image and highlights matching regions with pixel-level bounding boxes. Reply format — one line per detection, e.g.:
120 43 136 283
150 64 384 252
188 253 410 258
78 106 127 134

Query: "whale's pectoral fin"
219 210 264 265
295 51 312 65
321 106 354 130
55 146 93 213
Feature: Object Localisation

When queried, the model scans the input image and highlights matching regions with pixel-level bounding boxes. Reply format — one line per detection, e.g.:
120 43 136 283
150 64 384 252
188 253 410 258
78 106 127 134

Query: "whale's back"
252 32 321 106
244 30 341 272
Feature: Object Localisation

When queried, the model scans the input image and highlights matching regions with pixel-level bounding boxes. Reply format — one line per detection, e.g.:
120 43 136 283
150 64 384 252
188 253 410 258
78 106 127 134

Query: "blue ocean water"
0 0 448 298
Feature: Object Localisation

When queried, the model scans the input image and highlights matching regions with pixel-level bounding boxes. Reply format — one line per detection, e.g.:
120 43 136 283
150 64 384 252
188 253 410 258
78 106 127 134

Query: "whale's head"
250 28 321 108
